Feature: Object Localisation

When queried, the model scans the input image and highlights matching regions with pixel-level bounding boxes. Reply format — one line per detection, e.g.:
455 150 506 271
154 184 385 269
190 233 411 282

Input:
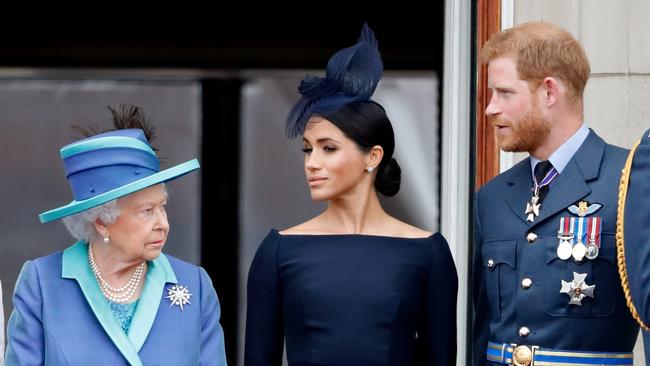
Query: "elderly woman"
5 106 227 366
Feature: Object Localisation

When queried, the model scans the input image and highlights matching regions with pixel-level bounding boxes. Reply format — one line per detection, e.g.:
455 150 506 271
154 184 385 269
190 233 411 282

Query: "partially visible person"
5 105 227 366
616 128 650 365
244 24 457 366
473 21 639 365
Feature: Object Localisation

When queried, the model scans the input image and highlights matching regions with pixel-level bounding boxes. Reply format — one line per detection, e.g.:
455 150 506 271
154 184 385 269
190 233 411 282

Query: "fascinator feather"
285 23 383 138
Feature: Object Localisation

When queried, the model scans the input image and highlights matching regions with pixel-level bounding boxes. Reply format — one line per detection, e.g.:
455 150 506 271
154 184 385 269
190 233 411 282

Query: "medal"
560 272 595 306
571 217 587 262
557 218 574 260
525 195 541 222
585 243 599 259
585 216 602 260
572 242 587 261
524 165 559 222
557 237 573 260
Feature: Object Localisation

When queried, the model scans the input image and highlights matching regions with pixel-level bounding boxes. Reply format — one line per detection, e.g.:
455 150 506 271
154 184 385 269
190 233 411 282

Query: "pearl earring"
103 236 110 244
366 166 374 173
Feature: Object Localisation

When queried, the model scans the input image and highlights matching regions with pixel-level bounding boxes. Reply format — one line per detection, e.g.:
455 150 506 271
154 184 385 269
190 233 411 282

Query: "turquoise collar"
62 241 177 365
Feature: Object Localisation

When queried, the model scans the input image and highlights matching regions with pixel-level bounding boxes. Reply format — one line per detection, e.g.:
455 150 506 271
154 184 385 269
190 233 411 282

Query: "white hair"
62 200 121 242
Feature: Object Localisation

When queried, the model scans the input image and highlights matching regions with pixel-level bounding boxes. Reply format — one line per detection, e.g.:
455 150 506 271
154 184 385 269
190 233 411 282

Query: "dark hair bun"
375 158 401 196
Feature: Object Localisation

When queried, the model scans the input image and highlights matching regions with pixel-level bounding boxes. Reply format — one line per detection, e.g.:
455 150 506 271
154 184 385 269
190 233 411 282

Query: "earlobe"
94 219 108 238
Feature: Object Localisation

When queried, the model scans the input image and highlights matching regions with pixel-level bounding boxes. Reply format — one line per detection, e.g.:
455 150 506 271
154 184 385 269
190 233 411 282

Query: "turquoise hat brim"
39 159 200 223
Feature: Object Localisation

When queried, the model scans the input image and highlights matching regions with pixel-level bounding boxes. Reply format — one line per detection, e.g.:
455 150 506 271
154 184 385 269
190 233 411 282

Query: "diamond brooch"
165 284 192 310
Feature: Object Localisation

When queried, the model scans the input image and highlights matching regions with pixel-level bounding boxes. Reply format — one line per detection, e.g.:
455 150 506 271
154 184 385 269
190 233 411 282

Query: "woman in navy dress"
244 24 458 366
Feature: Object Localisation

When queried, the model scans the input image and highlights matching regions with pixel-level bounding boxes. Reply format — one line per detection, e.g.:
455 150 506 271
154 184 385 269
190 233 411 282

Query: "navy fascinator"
285 23 384 138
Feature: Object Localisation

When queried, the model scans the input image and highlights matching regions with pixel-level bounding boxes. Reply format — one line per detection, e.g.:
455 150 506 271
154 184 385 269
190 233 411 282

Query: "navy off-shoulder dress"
245 229 458 366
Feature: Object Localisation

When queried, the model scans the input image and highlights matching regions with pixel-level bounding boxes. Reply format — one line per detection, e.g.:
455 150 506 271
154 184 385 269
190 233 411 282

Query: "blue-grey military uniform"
473 130 640 366
618 128 650 365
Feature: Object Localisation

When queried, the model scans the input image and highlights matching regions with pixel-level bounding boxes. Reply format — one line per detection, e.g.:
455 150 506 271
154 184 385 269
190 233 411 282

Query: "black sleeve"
244 231 284 366
422 232 458 365
472 190 490 366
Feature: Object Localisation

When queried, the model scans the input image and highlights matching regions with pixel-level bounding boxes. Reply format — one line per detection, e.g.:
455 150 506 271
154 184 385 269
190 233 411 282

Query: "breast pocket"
543 233 618 317
482 239 517 320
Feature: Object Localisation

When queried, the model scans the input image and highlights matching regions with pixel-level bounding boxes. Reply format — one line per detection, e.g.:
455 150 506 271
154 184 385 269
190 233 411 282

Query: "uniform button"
521 278 532 289
526 232 538 243
487 259 494 268
519 326 530 337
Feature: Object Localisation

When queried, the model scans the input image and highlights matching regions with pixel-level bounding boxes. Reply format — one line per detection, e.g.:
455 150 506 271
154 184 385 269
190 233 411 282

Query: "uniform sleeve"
244 232 284 366
625 135 650 321
198 267 227 366
621 132 650 358
5 261 45 366
421 233 458 365
472 190 490 366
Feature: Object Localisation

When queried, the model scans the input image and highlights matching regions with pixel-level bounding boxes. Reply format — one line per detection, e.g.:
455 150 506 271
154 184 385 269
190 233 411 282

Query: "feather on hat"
285 23 383 138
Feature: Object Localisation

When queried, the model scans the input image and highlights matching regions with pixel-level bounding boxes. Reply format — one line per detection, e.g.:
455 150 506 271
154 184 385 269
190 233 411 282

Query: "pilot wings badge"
568 201 602 217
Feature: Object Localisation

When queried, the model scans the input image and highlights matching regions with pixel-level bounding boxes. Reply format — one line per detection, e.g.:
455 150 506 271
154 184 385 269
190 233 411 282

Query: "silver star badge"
560 272 595 306
165 284 192 310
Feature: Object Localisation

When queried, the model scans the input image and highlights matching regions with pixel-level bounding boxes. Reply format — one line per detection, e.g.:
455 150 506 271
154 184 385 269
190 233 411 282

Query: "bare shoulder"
279 214 433 238
279 216 327 235
385 217 433 239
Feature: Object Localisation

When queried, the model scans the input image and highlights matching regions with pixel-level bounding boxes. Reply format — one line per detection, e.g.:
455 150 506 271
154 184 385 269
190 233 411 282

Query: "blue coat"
472 131 640 365
5 241 227 366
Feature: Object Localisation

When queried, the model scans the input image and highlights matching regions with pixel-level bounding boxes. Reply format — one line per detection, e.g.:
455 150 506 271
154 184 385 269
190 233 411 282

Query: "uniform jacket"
5 241 227 366
472 130 639 365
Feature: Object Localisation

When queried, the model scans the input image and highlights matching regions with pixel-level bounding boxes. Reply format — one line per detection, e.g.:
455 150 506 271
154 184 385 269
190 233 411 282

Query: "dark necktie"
534 160 554 204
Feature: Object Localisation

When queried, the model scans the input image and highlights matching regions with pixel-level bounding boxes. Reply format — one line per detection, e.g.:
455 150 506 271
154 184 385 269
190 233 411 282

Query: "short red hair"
481 21 590 104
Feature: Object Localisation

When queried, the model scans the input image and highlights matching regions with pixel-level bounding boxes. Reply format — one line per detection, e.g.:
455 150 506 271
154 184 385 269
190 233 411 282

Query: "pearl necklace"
88 242 145 303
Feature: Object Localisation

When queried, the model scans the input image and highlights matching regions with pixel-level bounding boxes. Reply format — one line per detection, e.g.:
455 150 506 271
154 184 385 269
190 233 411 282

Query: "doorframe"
441 1 473 364
442 0 503 364
475 0 502 188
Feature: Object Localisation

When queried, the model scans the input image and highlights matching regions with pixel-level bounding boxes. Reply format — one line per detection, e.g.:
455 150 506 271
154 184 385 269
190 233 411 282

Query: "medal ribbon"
559 217 572 241
533 166 559 195
571 217 587 245
588 216 602 247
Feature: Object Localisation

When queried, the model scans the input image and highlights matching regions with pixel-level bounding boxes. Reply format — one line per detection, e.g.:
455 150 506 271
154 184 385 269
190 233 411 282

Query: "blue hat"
285 23 383 138
617 128 650 331
39 128 199 223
